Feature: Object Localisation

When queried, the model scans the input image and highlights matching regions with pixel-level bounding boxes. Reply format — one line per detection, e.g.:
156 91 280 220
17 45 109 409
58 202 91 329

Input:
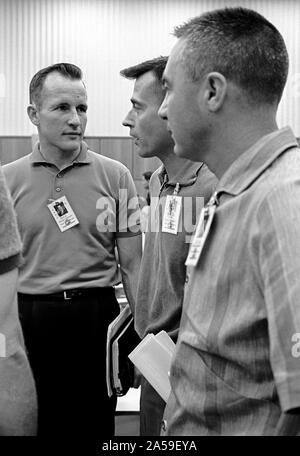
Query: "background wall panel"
84 137 101 154
0 0 299 136
99 137 133 170
0 137 32 164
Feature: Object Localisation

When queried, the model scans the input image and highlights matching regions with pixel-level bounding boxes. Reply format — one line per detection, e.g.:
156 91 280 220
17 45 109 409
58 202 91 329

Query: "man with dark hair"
158 7 300 435
29 62 84 107
121 56 217 435
4 62 142 437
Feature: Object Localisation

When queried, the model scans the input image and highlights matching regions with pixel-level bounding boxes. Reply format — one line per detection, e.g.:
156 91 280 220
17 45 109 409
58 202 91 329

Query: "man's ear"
27 104 40 126
203 72 227 112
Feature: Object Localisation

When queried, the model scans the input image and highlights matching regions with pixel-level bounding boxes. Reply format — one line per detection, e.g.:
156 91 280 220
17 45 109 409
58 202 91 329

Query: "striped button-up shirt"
164 127 300 436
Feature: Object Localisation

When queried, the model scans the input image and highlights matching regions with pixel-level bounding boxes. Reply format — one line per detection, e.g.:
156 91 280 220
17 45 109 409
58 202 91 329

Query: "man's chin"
137 148 155 159
61 140 82 153
174 143 191 159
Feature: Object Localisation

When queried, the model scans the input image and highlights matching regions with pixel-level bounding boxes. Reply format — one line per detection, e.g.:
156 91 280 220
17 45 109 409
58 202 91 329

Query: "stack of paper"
129 330 175 402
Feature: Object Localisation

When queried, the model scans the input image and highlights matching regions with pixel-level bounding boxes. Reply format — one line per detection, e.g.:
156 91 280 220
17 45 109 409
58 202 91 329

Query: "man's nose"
122 112 134 128
68 109 81 126
158 95 168 120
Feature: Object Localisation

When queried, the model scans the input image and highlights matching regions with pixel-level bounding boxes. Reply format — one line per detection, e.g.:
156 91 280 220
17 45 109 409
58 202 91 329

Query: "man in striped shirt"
121 57 216 435
158 7 300 435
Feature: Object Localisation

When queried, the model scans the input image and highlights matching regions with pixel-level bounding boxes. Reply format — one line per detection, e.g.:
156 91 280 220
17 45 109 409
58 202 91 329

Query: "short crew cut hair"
29 62 83 107
120 56 168 83
174 7 289 106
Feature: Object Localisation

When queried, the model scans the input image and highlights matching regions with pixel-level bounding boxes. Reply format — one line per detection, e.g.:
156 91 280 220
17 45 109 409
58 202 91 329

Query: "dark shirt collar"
30 140 91 165
157 160 205 187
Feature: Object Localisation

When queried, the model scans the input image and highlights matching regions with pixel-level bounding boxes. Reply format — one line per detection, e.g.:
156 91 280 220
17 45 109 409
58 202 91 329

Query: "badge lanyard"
162 183 182 235
185 192 219 267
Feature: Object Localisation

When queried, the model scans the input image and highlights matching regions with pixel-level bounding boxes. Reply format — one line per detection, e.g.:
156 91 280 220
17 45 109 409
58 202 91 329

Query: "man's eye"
78 106 87 113
57 105 68 111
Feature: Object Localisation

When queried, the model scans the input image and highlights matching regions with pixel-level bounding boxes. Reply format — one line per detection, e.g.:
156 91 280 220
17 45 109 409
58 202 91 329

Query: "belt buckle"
63 291 72 301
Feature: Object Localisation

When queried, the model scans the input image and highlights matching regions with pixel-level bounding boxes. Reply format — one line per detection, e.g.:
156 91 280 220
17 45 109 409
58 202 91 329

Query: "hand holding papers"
129 330 175 403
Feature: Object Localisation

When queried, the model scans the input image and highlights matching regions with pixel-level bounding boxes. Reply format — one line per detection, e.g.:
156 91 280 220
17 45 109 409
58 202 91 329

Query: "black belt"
18 287 112 302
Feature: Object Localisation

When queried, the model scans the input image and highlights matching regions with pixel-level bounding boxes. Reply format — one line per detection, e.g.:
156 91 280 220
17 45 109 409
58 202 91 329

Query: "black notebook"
106 304 140 397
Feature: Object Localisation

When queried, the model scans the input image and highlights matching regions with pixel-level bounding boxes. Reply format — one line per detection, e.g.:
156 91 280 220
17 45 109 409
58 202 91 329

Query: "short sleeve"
116 169 141 237
0 166 22 275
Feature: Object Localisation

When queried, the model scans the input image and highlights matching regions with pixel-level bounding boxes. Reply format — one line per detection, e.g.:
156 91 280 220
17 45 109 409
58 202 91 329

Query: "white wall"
0 0 299 136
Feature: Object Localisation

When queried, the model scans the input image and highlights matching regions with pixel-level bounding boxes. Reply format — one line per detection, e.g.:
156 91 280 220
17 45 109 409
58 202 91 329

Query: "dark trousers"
18 288 119 438
140 376 166 436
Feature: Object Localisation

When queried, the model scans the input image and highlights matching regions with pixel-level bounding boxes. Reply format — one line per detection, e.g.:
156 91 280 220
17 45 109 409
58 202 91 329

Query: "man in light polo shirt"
4 63 142 438
0 166 37 435
158 7 300 435
121 57 217 435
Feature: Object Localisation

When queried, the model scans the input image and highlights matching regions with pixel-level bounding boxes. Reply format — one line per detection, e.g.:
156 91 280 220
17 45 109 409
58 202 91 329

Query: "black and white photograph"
53 201 68 217
0 0 300 451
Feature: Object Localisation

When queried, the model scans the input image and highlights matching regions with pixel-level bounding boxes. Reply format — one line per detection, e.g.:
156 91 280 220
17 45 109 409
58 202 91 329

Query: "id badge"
162 195 182 234
48 195 79 232
185 204 216 267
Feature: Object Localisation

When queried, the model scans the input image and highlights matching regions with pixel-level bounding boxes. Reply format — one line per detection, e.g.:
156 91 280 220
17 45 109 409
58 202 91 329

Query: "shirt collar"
30 140 91 165
216 127 299 197
157 160 205 187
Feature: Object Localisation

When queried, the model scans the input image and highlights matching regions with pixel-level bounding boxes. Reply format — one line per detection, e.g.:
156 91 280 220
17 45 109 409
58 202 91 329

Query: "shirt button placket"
55 172 63 193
